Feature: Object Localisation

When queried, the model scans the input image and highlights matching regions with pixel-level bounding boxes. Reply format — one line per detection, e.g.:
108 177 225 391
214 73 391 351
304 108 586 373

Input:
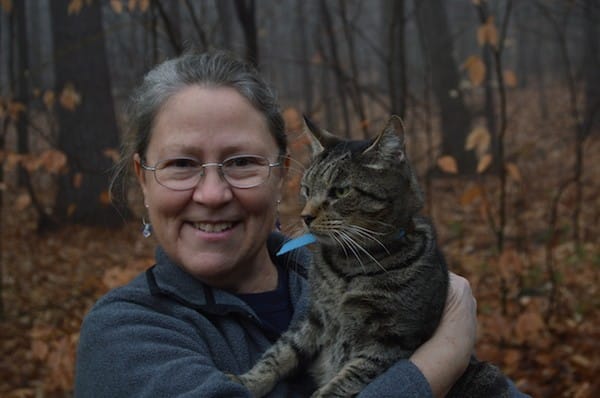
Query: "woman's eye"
162 158 198 169
230 157 251 167
226 156 264 168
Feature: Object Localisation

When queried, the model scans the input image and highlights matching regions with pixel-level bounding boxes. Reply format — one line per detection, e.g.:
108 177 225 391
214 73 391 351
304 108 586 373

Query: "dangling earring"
142 217 152 238
275 199 282 231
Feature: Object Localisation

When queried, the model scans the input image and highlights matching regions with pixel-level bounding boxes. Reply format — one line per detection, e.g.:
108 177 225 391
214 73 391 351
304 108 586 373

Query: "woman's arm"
410 273 477 398
74 296 253 398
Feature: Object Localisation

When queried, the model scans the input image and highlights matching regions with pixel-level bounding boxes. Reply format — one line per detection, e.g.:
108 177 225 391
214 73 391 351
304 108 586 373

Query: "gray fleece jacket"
75 233 527 397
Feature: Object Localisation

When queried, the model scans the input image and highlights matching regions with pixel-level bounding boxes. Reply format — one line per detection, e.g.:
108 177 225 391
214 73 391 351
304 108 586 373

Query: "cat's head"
299 116 424 248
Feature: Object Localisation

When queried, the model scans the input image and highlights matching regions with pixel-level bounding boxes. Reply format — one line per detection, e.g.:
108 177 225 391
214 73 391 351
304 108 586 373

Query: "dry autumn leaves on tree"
0 0 598 397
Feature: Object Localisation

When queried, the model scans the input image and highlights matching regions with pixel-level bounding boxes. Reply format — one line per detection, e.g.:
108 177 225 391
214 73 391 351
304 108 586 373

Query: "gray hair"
111 51 287 204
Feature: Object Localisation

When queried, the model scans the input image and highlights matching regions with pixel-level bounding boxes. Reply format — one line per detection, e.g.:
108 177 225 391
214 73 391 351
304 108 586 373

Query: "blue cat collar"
276 233 317 256
276 229 405 256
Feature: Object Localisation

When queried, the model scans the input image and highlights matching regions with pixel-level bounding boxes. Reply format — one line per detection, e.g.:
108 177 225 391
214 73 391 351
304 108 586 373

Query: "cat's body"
232 116 509 397
304 216 447 393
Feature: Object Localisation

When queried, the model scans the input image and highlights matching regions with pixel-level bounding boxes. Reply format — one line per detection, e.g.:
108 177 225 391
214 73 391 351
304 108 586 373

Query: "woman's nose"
191 166 233 206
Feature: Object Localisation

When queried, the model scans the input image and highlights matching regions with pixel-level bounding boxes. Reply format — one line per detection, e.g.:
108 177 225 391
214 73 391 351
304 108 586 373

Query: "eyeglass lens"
151 155 275 190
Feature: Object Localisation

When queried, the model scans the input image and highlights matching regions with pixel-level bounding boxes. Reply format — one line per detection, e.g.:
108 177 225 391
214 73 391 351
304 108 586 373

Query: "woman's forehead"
147 87 277 159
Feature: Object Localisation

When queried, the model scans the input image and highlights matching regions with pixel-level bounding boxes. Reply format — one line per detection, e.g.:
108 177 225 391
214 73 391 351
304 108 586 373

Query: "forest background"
0 0 599 396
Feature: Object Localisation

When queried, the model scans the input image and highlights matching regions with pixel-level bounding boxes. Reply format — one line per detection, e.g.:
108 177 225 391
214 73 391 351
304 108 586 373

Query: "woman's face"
134 85 284 292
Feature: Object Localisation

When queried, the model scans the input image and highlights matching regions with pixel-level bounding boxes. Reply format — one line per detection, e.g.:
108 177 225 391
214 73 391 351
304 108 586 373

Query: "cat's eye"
331 186 351 198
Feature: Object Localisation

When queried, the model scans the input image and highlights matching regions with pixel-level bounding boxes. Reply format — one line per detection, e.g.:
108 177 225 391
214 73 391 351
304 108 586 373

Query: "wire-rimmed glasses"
140 154 281 190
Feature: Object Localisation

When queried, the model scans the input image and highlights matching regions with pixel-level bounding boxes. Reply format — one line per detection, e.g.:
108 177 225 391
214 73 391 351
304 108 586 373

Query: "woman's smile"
191 221 235 233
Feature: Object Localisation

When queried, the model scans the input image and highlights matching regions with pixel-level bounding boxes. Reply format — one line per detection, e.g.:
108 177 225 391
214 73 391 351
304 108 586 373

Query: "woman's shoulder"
81 270 157 328
79 267 211 347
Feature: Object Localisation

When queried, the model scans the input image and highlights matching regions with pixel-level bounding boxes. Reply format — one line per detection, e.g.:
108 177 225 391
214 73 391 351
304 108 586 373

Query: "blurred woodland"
0 0 599 396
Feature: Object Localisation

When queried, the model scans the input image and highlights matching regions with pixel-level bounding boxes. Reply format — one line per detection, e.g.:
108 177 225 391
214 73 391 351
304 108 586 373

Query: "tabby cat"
231 116 509 397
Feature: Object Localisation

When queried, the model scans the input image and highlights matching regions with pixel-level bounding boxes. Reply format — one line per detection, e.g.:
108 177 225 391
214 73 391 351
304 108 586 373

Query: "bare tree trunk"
184 0 209 51
474 3 499 166
154 0 183 54
386 0 407 119
414 0 435 215
415 0 475 174
338 0 369 137
319 0 350 135
478 20 497 154
215 0 234 51
532 34 548 118
317 38 337 130
0 3 8 321
150 0 159 64
233 0 259 67
14 0 29 187
50 0 129 229
536 1 586 245
515 3 532 88
474 0 515 260
297 0 314 114
583 0 600 139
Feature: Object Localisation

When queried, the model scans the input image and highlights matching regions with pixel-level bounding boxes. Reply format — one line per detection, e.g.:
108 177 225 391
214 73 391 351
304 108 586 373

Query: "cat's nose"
302 214 315 227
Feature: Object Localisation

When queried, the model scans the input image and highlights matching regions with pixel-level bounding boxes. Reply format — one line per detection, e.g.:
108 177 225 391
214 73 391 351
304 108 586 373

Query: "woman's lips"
191 221 235 233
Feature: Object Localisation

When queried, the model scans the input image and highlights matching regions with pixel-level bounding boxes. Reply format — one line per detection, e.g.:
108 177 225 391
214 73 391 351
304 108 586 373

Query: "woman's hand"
410 273 477 398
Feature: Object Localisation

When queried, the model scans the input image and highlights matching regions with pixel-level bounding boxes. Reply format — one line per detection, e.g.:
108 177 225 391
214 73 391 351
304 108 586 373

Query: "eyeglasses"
140 154 281 190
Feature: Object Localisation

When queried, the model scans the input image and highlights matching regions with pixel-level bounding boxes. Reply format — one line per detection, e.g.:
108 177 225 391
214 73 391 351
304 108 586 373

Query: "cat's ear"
362 115 407 163
303 115 341 156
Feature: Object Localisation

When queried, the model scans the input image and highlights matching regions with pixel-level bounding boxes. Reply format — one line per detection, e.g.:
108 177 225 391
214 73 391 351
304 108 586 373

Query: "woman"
75 51 527 397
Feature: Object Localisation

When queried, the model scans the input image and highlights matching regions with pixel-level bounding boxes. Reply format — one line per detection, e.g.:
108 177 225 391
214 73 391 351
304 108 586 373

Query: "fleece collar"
145 232 310 320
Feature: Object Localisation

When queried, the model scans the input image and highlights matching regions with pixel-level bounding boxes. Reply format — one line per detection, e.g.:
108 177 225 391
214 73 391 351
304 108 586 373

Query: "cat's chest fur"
307 223 445 333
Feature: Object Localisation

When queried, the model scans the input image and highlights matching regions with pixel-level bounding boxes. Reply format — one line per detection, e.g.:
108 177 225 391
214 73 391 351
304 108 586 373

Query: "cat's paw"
225 373 268 398
226 372 244 385
309 389 327 398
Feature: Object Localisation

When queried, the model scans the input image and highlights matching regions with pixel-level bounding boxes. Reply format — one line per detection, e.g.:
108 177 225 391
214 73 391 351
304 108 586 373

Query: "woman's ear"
276 155 291 190
133 153 148 197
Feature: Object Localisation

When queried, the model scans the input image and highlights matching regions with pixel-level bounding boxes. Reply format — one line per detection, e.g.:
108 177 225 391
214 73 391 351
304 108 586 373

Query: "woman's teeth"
192 222 233 232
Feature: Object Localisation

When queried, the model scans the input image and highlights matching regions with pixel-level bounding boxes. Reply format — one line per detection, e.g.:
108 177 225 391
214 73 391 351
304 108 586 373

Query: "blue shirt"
236 263 293 341
74 232 529 397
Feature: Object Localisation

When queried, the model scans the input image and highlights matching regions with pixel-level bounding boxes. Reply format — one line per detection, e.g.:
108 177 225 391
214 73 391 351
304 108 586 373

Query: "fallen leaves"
29 325 79 393
2 149 68 174
462 55 486 87
466 126 491 156
0 0 12 14
0 198 155 396
437 155 459 174
477 16 499 48
58 83 82 112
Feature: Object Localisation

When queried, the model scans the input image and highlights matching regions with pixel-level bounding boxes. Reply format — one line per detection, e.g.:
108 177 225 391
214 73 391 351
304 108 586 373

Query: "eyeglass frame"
138 154 282 191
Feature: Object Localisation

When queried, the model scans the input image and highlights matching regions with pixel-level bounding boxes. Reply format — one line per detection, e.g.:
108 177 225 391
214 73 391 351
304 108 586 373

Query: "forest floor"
1 105 599 397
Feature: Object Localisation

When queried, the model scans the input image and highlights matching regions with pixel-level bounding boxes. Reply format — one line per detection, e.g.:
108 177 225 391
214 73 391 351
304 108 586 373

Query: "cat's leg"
232 318 322 397
229 336 300 398
310 352 402 398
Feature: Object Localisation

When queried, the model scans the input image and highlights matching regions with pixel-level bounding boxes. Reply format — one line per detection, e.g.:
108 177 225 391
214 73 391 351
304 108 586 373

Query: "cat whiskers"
329 231 360 269
316 221 365 272
330 230 368 273
346 225 391 256
335 229 388 273
368 219 397 233
281 155 307 176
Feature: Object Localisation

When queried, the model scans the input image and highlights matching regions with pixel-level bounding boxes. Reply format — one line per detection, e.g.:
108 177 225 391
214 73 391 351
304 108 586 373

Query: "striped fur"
233 117 509 397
